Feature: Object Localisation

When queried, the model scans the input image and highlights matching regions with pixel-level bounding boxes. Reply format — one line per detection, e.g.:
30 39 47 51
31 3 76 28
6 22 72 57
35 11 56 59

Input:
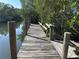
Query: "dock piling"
8 21 17 59
62 32 71 59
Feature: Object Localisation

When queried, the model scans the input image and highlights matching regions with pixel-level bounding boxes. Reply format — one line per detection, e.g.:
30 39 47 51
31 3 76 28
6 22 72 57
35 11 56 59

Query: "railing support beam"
24 19 30 35
50 25 55 40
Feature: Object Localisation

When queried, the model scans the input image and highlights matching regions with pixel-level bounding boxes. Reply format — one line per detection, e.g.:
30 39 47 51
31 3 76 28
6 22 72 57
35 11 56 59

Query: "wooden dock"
17 24 61 59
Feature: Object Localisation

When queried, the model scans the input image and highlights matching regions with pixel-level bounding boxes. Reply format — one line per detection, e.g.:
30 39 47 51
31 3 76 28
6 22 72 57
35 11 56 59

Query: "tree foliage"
20 0 33 19
33 0 70 38
20 0 39 24
0 2 22 22
20 0 79 40
33 0 79 40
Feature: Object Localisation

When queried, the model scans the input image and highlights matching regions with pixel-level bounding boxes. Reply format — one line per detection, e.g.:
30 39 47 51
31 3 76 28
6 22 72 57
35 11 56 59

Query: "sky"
0 0 22 8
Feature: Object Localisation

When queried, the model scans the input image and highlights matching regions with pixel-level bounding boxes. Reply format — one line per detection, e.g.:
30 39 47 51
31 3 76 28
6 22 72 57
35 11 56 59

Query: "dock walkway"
17 24 61 59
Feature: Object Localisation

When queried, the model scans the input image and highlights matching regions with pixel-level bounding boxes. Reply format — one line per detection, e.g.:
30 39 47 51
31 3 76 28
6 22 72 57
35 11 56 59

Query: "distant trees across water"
0 2 23 22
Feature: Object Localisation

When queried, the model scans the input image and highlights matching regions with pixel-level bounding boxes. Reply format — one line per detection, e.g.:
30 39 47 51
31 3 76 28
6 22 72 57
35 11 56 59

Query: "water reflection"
0 23 8 35
0 22 24 59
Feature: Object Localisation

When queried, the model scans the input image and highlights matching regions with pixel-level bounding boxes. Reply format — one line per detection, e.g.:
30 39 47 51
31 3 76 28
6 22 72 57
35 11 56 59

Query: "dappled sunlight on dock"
17 24 61 59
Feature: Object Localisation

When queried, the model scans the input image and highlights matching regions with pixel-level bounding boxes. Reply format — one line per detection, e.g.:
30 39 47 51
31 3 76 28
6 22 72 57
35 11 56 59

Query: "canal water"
0 22 24 59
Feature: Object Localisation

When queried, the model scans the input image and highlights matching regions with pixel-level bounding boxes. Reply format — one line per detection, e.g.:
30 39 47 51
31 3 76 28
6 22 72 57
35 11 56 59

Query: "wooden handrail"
38 22 47 31
39 22 55 37
70 41 79 47
45 23 51 28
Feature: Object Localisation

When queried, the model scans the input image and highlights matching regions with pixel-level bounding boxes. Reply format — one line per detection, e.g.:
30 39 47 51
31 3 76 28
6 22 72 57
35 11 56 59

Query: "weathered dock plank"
17 24 61 59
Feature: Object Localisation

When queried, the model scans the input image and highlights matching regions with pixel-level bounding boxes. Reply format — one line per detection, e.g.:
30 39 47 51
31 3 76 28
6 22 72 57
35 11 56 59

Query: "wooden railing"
38 22 52 37
8 21 17 59
38 22 47 33
39 22 72 59
62 32 71 59
8 21 78 59
8 20 30 59
24 19 30 35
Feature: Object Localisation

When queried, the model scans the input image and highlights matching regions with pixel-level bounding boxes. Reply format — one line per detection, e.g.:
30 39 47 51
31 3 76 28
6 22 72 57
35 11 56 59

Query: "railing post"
50 25 55 40
46 28 49 37
62 32 71 59
8 21 17 59
24 20 28 35
24 19 30 35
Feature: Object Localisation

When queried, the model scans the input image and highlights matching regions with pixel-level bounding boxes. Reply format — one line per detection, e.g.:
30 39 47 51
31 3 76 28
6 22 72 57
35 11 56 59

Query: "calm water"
0 22 24 59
